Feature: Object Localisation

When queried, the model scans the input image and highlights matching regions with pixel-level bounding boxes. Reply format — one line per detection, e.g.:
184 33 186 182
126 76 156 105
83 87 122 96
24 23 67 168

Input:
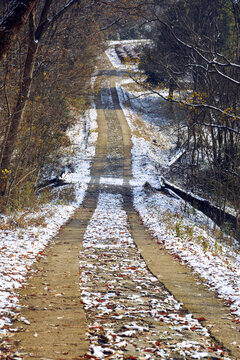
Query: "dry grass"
0 210 51 230
154 205 236 257
121 83 172 150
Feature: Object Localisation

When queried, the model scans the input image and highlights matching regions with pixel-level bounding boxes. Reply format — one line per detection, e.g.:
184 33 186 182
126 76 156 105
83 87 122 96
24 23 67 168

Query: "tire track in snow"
78 192 230 359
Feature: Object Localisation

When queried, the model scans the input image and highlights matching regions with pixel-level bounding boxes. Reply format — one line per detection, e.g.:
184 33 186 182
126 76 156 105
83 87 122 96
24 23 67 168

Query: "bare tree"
0 0 39 61
139 0 239 227
0 0 89 195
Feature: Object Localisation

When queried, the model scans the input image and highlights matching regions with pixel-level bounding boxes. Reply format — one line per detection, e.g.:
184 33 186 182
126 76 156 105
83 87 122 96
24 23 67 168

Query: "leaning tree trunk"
0 12 38 194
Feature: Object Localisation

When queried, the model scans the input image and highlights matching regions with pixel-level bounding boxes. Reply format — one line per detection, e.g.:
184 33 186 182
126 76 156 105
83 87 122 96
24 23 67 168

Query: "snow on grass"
0 87 98 334
105 44 139 71
130 108 240 318
105 46 124 70
133 185 240 318
0 204 77 332
63 102 98 197
108 39 152 46
120 83 170 127
116 83 171 169
79 192 230 359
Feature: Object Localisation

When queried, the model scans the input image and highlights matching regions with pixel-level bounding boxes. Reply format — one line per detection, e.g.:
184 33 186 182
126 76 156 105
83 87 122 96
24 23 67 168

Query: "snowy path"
74 57 233 359
4 49 240 359
78 192 229 359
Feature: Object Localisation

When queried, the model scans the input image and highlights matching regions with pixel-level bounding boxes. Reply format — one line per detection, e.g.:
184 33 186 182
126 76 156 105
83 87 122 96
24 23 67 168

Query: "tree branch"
155 17 240 84
130 75 240 121
0 0 39 61
35 0 80 41
100 17 122 31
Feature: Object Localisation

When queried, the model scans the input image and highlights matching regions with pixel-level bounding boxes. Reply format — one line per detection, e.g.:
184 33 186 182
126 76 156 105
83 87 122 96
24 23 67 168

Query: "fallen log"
163 179 239 237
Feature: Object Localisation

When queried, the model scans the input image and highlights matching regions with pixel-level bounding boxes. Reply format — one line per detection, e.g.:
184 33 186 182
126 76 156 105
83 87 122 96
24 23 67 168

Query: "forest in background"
139 0 239 231
0 0 145 211
0 0 103 210
0 0 239 234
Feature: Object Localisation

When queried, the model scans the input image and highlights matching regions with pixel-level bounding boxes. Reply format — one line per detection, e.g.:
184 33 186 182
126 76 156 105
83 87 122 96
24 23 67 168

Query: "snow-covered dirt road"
2 45 240 359
78 192 229 359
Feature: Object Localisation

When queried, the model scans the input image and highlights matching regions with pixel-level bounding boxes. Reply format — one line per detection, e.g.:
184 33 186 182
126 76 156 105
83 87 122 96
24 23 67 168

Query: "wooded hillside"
0 0 144 211
139 0 240 223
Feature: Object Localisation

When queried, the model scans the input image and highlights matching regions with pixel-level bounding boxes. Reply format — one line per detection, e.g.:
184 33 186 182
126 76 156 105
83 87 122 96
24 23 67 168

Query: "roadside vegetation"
137 0 240 235
0 0 145 215
0 0 105 212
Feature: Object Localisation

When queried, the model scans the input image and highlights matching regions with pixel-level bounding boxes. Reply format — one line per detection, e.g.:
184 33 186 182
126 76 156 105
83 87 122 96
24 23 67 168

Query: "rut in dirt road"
8 56 239 360
78 192 228 359
74 69 232 359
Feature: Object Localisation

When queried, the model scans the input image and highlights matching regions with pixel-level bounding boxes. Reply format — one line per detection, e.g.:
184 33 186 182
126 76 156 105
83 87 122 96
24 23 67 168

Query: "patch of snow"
108 39 152 46
100 177 123 186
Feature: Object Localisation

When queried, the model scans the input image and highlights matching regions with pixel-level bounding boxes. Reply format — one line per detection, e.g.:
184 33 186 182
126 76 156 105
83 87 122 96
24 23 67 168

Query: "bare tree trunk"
0 0 77 181
232 1 240 62
0 12 38 194
0 0 38 61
